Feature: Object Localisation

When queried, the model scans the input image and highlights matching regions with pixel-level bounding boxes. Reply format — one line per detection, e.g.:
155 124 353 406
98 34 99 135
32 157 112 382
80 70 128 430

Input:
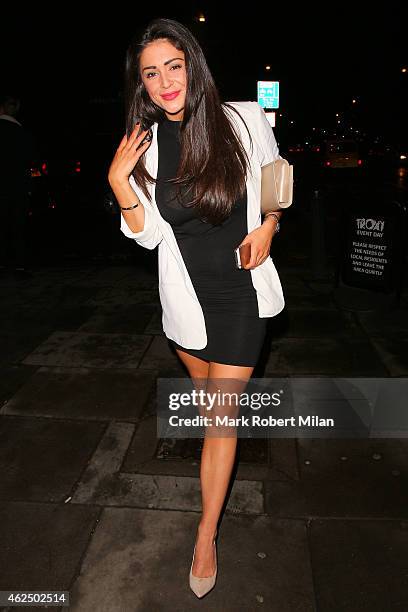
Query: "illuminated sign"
257 81 279 109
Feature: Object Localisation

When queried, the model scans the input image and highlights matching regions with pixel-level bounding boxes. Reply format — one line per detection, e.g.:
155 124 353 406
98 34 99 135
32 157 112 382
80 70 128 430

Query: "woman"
108 17 285 599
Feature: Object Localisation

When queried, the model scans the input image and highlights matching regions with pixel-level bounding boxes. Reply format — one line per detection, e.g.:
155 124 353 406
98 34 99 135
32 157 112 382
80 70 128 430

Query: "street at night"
1 4 407 611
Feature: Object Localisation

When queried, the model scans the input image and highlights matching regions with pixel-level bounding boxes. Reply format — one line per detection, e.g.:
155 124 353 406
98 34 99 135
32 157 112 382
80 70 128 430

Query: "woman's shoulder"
222 101 264 125
223 100 261 114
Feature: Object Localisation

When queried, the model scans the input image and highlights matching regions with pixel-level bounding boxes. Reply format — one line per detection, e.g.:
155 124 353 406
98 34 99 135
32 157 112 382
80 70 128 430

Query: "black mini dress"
155 115 267 367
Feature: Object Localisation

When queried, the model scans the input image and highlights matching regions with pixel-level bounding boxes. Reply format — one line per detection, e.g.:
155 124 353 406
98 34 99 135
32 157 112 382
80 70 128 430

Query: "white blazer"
120 101 285 349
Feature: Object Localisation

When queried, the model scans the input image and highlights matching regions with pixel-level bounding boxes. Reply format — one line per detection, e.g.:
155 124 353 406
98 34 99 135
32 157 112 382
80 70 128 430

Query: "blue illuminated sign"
257 81 279 109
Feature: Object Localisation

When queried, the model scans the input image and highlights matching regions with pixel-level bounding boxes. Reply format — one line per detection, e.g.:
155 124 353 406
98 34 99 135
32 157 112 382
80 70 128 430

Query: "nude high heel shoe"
189 530 218 598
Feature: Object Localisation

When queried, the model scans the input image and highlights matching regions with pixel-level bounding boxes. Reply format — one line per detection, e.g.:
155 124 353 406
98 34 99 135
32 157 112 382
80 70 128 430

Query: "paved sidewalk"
1 209 408 610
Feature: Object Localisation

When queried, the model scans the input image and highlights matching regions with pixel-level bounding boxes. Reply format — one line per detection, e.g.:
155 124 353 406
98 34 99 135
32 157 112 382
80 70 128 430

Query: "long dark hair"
123 17 254 225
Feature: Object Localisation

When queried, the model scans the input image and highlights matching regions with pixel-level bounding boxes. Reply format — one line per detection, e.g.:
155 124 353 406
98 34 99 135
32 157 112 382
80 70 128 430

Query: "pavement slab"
0 501 100 610
0 416 105 502
71 418 264 513
0 364 38 406
277 274 314 296
356 305 408 338
283 292 338 310
85 286 160 307
72 421 136 505
77 304 159 334
269 307 364 338
0 281 99 309
68 508 315 612
2 366 155 421
265 438 408 519
310 519 408 611
369 337 408 376
0 332 59 368
124 422 299 483
155 436 269 464
263 337 389 376
138 336 189 373
0 305 96 335
80 472 264 514
21 331 153 369
144 309 165 335
78 265 155 286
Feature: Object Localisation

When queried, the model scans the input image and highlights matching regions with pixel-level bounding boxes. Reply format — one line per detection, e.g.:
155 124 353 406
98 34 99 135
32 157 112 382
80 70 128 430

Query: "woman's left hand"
238 221 276 270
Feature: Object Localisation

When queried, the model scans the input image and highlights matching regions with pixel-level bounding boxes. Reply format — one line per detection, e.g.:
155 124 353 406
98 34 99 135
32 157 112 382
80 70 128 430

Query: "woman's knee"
206 362 255 425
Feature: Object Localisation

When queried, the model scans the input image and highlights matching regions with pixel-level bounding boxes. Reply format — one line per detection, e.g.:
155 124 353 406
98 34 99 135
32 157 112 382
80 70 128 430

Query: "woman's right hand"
108 123 152 186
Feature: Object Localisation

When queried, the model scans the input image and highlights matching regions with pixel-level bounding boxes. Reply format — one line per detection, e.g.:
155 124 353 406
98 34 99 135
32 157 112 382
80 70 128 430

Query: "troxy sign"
356 218 385 233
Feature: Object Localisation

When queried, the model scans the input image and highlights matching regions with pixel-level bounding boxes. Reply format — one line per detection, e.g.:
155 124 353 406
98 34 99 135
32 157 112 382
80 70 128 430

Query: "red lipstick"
161 91 180 101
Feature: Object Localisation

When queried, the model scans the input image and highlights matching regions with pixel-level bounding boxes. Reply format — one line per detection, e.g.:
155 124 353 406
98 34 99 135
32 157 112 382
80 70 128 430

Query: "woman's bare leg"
175 347 255 577
194 361 254 576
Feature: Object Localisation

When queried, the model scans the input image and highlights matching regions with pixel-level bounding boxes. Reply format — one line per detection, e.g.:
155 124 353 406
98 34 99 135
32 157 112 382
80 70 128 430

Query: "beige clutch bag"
260 158 293 214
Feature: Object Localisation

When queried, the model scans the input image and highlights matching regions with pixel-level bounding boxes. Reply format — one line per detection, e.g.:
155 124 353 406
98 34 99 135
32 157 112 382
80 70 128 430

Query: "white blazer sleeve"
120 175 164 250
252 102 283 167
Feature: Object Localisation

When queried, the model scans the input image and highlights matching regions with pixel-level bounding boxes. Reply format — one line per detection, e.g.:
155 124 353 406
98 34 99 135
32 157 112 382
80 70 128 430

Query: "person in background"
0 93 34 279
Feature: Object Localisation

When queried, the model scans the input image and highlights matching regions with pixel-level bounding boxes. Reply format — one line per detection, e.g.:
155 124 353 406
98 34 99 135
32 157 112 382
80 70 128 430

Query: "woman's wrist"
262 211 281 234
109 175 130 190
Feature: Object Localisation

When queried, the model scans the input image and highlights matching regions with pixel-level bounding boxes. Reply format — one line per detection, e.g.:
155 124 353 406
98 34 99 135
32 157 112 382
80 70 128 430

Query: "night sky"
1 3 406 151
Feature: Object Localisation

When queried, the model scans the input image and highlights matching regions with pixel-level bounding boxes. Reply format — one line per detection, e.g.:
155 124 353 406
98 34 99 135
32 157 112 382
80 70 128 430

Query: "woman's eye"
146 64 182 79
